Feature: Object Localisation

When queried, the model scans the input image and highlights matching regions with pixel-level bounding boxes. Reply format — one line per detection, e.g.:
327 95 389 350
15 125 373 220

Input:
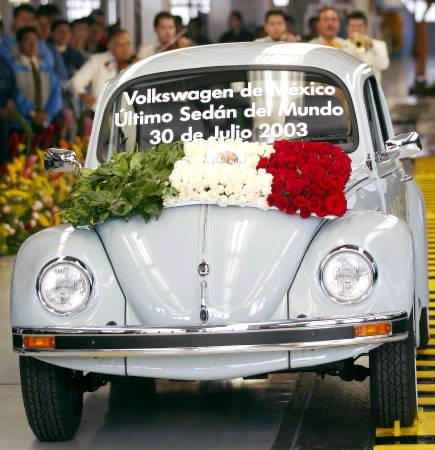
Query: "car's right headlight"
319 246 377 304
36 257 93 315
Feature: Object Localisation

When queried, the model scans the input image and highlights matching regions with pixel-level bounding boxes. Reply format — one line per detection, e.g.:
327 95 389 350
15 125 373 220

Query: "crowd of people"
0 4 390 165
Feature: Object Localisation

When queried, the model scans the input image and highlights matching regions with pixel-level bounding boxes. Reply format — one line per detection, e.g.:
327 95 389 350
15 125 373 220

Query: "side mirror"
44 148 81 173
385 131 422 159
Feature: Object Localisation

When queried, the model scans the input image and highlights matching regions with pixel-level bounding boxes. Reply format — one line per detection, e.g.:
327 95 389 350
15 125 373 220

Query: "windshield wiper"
303 135 350 142
119 135 129 149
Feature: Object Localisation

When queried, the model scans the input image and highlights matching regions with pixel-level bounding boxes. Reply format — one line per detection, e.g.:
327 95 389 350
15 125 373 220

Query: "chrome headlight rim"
36 256 94 316
319 245 378 305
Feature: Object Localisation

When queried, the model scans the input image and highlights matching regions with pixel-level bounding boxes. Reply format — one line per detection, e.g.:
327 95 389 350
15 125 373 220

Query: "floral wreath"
63 138 352 228
166 138 351 219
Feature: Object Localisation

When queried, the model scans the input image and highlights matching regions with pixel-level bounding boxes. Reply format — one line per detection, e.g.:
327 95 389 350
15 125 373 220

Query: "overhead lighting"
273 0 290 6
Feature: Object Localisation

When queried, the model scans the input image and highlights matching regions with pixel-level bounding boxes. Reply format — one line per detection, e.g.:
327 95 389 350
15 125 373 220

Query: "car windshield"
98 68 356 161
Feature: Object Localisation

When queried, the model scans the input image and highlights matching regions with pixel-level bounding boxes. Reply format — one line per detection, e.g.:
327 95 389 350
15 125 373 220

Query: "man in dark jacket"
0 4 54 69
0 56 16 163
219 11 253 43
10 27 62 133
51 19 86 78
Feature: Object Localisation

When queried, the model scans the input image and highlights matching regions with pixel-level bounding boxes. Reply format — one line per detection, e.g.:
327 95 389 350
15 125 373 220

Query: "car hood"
97 205 321 326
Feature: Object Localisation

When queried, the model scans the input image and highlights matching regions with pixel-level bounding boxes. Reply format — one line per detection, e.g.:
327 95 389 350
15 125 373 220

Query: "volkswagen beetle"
11 43 428 441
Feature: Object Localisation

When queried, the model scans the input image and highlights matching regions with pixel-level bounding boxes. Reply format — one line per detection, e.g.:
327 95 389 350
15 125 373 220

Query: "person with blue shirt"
49 20 85 140
36 4 60 42
10 27 62 134
36 4 67 84
0 4 54 70
50 20 85 79
0 56 16 164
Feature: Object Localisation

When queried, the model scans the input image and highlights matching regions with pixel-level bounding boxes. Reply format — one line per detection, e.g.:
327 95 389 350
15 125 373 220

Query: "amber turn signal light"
23 336 55 349
354 322 391 338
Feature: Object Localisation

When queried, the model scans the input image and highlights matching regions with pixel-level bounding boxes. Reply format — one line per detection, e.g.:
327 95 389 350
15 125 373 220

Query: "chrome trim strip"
13 311 407 356
401 174 413 182
377 156 399 178
344 175 371 197
13 311 406 336
14 334 407 357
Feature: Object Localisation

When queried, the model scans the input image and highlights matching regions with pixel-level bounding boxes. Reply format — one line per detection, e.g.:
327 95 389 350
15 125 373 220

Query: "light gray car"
11 43 428 441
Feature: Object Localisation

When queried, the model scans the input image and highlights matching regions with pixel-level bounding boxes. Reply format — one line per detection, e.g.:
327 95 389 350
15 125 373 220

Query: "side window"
363 77 387 156
369 77 389 142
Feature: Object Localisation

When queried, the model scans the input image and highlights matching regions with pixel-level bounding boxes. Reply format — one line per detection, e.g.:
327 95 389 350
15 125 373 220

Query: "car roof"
116 42 369 87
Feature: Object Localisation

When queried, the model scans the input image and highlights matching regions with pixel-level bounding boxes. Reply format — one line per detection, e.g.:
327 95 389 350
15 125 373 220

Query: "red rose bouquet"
256 140 352 219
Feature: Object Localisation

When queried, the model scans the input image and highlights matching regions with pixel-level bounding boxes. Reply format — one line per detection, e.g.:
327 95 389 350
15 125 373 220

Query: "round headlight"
37 257 93 315
319 246 377 304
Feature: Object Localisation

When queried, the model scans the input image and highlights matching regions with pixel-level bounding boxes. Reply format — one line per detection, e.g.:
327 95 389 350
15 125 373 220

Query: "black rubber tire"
369 314 417 428
19 357 83 442
419 307 430 349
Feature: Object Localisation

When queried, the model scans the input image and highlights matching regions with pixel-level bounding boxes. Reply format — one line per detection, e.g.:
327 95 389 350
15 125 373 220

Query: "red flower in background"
257 140 351 219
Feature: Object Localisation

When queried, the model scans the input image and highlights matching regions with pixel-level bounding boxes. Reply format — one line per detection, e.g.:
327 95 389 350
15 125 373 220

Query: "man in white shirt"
255 9 298 43
346 11 390 80
309 7 352 50
138 11 192 59
70 29 133 110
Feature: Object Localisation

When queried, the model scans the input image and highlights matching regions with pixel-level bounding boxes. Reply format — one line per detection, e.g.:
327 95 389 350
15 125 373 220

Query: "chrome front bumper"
12 311 408 357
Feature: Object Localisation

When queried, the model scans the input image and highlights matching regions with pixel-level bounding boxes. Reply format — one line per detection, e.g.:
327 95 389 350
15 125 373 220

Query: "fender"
405 179 429 347
11 225 127 375
288 211 414 319
406 180 429 312
11 224 126 328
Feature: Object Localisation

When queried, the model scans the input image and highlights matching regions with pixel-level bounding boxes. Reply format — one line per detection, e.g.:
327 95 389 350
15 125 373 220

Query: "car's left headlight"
319 246 377 304
36 257 93 315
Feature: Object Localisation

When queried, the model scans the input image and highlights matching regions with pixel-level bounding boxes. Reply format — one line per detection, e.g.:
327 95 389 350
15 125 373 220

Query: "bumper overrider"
12 311 408 357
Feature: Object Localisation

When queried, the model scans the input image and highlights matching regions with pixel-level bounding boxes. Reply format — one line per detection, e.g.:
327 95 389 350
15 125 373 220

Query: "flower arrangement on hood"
62 137 351 229
164 138 351 219
164 139 274 209
256 140 351 218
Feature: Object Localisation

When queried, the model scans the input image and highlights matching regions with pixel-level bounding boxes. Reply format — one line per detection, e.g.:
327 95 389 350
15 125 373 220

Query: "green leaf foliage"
63 142 184 227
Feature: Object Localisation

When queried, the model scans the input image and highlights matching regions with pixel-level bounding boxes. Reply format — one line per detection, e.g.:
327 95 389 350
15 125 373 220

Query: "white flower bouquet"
164 138 274 209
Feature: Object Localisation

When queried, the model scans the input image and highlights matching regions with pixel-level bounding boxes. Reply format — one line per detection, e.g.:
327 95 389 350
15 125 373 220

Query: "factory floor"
1 57 434 450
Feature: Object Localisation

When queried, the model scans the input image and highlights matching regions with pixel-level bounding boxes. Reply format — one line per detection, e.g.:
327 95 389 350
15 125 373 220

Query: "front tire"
369 314 417 427
19 357 83 442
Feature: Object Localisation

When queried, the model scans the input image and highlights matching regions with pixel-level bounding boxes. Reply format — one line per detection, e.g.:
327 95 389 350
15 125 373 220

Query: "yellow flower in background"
0 141 87 256
53 214 62 225
38 215 51 227
5 189 30 199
